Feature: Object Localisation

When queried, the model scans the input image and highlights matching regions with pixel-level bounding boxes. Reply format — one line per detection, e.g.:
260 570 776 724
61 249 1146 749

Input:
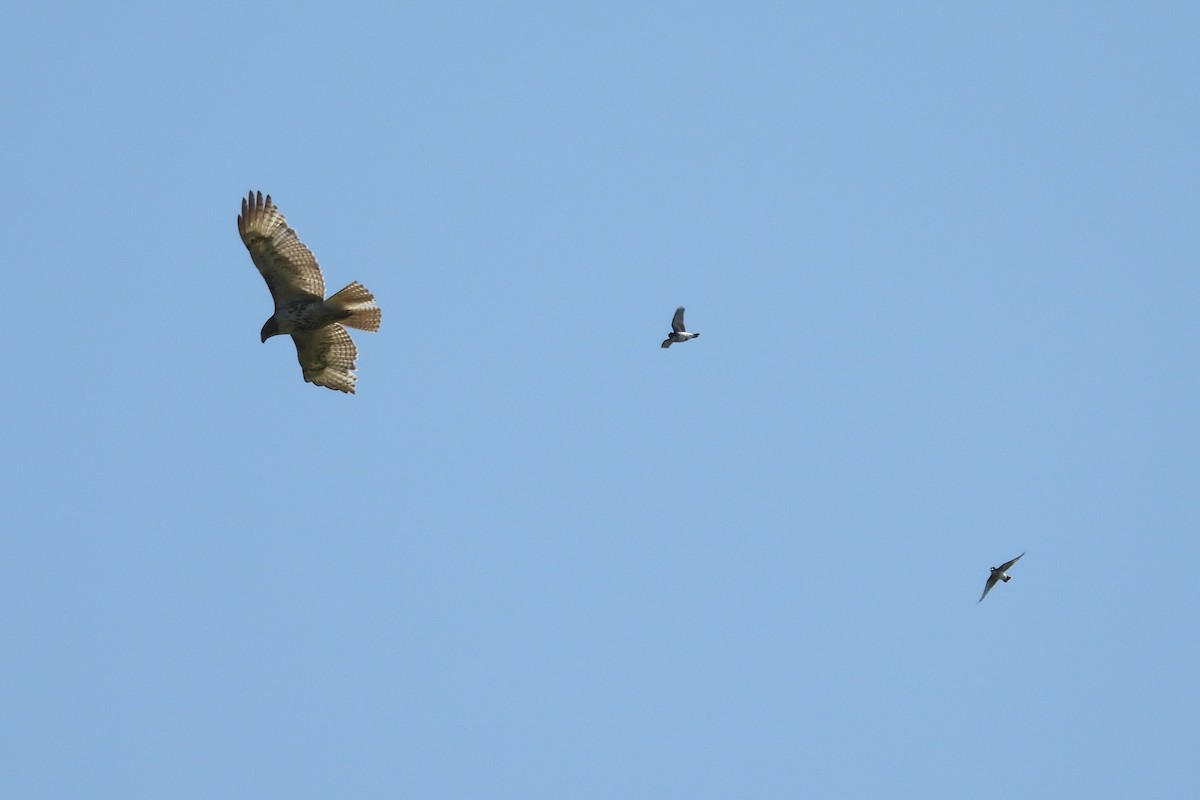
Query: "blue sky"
2 2 1197 797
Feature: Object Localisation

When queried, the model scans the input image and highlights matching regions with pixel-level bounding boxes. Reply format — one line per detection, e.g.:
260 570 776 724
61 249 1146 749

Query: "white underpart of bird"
978 552 1025 603
661 306 700 348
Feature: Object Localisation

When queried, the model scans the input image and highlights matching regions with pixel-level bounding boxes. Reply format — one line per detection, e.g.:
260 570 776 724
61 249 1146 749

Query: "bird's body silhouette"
661 306 700 348
979 553 1025 603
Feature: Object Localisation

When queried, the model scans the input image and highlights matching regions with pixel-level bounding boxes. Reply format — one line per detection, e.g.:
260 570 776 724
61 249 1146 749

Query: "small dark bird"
661 306 700 348
979 553 1025 603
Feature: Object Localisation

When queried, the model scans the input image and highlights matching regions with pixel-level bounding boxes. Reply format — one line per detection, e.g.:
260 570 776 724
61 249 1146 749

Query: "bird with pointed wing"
238 191 381 393
661 306 700 348
979 552 1025 603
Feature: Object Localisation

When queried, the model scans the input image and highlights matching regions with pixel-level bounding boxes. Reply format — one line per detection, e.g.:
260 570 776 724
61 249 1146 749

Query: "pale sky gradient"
2 2 1198 798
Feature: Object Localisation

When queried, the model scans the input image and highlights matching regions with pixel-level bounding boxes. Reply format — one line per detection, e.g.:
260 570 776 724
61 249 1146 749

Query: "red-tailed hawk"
238 191 381 393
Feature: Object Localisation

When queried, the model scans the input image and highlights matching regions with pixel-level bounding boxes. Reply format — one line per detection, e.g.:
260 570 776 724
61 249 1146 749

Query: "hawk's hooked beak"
260 317 280 342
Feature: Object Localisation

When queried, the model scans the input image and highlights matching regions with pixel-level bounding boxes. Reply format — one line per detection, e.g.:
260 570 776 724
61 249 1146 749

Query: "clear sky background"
2 2 1197 797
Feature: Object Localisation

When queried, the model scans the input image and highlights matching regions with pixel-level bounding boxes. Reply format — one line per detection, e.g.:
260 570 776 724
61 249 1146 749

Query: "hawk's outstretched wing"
238 191 326 305
292 324 359 394
671 306 687 334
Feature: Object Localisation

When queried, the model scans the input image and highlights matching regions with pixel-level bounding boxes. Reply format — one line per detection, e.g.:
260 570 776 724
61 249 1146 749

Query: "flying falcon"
978 552 1025 603
661 306 700 348
238 191 381 393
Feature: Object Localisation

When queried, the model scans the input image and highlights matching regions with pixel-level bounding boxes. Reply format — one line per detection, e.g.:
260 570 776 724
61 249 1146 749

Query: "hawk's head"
261 316 281 343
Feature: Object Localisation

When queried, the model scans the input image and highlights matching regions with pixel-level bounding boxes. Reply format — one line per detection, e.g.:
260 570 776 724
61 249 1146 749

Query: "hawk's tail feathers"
328 281 381 332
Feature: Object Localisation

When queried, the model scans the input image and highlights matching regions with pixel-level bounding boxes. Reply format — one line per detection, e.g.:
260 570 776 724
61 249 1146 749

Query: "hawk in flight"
238 191 381 393
661 306 700 348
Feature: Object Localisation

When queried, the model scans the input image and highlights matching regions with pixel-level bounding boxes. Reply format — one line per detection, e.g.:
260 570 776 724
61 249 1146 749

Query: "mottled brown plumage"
238 191 381 393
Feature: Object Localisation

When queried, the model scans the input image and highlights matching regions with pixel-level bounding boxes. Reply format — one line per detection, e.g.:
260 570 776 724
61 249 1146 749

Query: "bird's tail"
327 281 381 332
